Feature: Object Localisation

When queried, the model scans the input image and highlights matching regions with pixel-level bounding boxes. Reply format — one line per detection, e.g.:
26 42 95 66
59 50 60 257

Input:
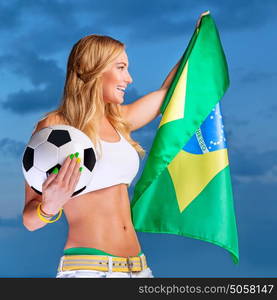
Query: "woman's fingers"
43 153 81 196
63 155 81 187
69 164 82 193
56 154 74 183
42 172 58 191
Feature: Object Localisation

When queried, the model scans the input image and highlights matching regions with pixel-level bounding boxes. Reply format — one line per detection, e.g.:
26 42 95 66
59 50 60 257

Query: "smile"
116 87 125 93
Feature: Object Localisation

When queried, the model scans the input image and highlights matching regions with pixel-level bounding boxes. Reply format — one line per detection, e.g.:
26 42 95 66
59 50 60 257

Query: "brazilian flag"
131 12 239 264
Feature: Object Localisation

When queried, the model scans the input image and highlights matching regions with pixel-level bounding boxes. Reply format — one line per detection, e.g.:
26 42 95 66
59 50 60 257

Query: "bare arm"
121 58 181 131
22 116 81 231
23 117 54 231
23 182 45 231
160 58 181 90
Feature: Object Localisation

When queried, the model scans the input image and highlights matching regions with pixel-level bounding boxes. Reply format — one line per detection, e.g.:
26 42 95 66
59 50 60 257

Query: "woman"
23 34 179 278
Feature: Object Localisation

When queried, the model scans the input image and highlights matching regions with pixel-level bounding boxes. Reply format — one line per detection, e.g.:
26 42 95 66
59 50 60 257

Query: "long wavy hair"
44 34 145 159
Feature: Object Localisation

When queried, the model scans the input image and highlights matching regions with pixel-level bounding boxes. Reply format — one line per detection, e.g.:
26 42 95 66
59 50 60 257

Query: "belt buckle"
139 255 144 271
126 256 133 273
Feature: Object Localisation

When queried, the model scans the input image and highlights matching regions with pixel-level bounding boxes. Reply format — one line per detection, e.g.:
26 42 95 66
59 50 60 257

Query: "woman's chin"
115 96 125 104
103 97 124 105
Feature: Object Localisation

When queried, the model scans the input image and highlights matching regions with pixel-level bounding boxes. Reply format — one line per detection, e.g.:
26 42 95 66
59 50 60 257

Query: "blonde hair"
44 34 145 159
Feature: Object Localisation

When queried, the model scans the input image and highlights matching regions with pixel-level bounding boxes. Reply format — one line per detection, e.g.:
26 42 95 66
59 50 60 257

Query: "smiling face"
101 50 133 105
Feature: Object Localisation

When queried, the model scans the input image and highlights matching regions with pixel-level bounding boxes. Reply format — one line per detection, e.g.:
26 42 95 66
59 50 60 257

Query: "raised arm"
121 59 181 131
160 59 181 90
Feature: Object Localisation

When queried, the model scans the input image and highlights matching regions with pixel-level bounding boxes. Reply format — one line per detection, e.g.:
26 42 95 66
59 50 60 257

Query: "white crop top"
78 130 140 195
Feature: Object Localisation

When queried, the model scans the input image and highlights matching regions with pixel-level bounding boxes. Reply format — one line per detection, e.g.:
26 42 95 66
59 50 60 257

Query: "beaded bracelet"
37 203 63 223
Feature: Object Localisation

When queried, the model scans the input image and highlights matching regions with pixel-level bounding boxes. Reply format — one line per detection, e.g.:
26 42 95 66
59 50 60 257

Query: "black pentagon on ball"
46 164 62 177
23 147 34 171
31 186 42 195
47 130 71 147
84 148 96 171
72 186 87 197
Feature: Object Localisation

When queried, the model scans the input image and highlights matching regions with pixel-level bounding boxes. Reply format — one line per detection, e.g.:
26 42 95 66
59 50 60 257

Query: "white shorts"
56 267 154 278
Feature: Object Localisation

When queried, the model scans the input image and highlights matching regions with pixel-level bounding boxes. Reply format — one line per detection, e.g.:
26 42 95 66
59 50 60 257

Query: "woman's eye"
118 66 124 70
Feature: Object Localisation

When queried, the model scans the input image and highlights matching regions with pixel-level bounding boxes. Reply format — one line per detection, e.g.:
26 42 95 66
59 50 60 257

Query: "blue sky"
0 0 277 277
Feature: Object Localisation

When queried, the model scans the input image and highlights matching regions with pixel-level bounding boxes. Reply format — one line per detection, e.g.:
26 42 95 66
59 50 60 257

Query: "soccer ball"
22 124 97 197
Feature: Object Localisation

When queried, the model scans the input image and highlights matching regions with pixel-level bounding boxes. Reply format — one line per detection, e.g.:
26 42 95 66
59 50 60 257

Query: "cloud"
80 0 277 39
0 51 64 86
263 104 277 119
229 181 277 270
240 70 277 84
0 0 78 31
2 84 63 114
210 0 277 31
0 0 22 31
0 138 25 158
0 39 142 114
1 1 276 116
2 0 276 57
0 51 64 114
229 147 277 183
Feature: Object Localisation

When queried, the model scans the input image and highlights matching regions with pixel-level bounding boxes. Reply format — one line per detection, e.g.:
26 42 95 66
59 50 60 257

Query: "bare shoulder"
32 111 68 135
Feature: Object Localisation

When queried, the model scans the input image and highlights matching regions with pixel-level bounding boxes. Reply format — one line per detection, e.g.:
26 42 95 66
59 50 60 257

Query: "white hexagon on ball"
58 142 84 166
34 142 59 172
28 127 52 148
23 166 46 192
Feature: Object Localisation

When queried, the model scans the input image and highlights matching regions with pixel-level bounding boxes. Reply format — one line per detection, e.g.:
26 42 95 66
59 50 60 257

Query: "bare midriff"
63 183 141 257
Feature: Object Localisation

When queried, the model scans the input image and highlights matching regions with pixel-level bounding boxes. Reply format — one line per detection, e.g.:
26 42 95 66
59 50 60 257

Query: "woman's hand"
40 153 82 215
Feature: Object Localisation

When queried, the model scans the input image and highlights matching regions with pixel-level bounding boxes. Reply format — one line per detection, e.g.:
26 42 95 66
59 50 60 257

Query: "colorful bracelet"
37 203 63 223
40 204 54 219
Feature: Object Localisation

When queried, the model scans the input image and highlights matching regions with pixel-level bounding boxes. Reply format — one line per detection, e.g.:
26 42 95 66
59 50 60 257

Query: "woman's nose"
125 71 133 84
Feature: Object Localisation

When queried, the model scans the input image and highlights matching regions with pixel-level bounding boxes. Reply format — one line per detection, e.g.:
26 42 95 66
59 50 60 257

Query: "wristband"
40 204 54 218
37 203 63 223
